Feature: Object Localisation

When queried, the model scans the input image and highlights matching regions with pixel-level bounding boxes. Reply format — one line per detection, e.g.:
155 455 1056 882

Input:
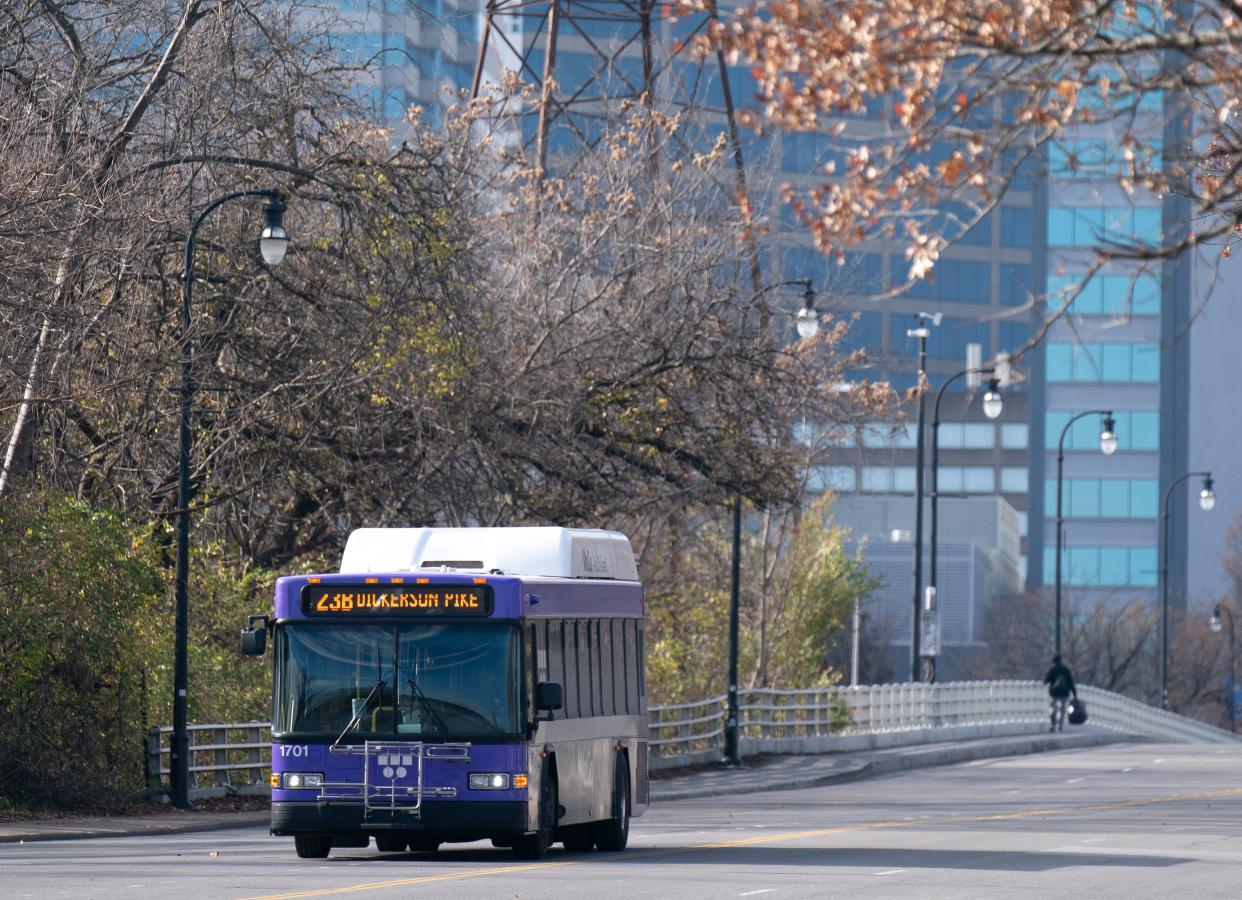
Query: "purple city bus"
240 527 648 860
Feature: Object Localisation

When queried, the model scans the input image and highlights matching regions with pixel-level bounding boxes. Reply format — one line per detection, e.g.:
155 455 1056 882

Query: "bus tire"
594 756 630 852
409 836 441 853
375 835 406 853
294 835 331 859
513 762 556 860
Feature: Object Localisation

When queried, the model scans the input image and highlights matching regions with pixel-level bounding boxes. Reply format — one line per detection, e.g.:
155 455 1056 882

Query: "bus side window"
611 619 625 715
548 619 566 720
596 618 606 715
568 618 583 715
578 618 593 715
526 624 538 724
636 622 646 711
600 619 614 717
625 619 639 715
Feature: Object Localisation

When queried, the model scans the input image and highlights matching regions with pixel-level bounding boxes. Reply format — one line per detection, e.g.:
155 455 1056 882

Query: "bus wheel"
375 835 406 853
294 835 331 859
594 757 630 852
513 763 556 860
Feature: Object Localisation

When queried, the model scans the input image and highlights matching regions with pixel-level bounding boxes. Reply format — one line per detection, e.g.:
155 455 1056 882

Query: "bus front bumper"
271 800 528 839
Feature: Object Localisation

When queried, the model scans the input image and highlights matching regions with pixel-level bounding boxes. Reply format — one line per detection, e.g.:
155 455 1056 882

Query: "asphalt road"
4 742 1241 899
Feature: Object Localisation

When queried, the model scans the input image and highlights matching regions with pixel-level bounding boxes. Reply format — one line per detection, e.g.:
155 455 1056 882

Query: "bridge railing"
149 680 1240 795
648 680 1241 768
144 722 271 799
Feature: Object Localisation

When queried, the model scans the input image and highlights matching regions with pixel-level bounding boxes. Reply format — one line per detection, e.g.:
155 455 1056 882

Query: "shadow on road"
333 844 1188 872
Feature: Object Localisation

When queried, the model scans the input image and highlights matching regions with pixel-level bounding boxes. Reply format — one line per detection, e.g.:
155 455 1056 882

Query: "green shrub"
0 490 164 807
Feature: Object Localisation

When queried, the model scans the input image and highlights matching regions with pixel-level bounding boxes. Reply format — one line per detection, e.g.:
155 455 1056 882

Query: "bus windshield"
275 623 521 739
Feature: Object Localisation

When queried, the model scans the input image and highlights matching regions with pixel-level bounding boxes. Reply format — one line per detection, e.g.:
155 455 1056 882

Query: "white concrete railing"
646 680 1242 768
150 681 1240 795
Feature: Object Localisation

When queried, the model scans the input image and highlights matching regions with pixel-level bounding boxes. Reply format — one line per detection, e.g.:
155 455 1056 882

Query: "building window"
1040 544 1164 587
1001 264 1031 307
939 467 964 493
897 259 991 303
1001 206 1031 247
1045 410 1160 451
963 467 995 493
1046 342 1161 383
1001 424 1029 449
1047 206 1163 247
808 466 856 492
861 422 916 449
1001 468 1029 493
1048 273 1160 317
861 467 893 492
1042 479 1159 518
962 423 995 449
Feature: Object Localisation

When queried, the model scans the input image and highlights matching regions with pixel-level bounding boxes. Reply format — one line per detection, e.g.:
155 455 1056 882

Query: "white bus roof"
339 527 639 581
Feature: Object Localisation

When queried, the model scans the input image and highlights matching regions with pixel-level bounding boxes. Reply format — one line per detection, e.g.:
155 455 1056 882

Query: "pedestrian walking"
1043 654 1077 732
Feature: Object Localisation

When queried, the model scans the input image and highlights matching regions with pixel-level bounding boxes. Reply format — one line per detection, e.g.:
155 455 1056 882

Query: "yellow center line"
240 785 1242 900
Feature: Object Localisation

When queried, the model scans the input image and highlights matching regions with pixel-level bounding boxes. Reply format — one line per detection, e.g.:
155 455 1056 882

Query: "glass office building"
341 2 1242 625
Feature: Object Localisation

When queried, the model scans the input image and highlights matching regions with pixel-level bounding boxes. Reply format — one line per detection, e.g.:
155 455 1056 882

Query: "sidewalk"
0 808 271 844
0 728 1132 844
649 727 1133 801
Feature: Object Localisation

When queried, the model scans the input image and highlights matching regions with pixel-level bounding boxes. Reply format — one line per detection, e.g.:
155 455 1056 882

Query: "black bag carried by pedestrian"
1067 697 1088 725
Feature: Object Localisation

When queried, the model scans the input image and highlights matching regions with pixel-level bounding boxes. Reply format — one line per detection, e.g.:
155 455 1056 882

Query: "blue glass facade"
1036 92 1170 592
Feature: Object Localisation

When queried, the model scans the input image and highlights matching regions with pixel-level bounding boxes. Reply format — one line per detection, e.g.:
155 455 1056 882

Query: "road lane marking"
240 785 1242 899
874 869 907 876
738 890 777 896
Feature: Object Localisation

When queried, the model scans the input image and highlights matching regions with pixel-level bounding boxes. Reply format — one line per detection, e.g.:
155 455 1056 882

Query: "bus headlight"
282 772 324 789
468 773 510 790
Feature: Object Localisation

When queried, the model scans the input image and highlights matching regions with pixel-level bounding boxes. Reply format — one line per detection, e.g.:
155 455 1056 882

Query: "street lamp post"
724 279 817 766
1053 410 1117 658
1210 603 1237 732
907 312 940 682
925 367 1004 682
172 189 288 809
1160 471 1215 710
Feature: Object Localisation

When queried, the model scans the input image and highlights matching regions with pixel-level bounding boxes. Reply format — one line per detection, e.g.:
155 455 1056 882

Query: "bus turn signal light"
513 775 528 788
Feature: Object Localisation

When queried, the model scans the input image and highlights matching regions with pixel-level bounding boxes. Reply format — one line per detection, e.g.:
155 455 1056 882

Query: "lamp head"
1099 413 1118 456
794 283 819 339
982 376 1003 420
1210 606 1223 632
259 196 289 265
1200 474 1216 511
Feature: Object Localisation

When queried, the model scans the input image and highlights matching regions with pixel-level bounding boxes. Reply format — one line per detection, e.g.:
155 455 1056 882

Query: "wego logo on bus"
301 583 493 616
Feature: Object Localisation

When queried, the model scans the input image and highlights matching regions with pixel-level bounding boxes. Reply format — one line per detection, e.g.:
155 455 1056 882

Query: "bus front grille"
318 740 471 819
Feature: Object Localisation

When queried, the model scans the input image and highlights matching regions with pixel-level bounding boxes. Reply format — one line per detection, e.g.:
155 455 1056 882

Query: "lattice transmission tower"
469 0 764 286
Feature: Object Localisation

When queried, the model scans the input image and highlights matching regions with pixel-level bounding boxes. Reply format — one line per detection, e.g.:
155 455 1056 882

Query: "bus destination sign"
301 583 493 617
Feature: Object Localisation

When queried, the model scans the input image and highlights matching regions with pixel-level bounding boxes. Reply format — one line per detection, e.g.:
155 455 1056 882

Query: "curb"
651 730 1138 802
0 812 270 844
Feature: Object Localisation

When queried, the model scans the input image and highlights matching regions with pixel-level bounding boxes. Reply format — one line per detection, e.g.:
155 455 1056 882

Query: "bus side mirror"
535 682 563 712
240 615 269 656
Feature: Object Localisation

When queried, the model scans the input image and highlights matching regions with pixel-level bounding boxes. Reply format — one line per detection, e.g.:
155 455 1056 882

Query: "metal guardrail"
144 722 271 798
646 680 1242 766
150 681 1240 797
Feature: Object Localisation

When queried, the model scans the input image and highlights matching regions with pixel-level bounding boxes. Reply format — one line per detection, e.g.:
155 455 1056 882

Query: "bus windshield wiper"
332 678 385 748
407 675 449 736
